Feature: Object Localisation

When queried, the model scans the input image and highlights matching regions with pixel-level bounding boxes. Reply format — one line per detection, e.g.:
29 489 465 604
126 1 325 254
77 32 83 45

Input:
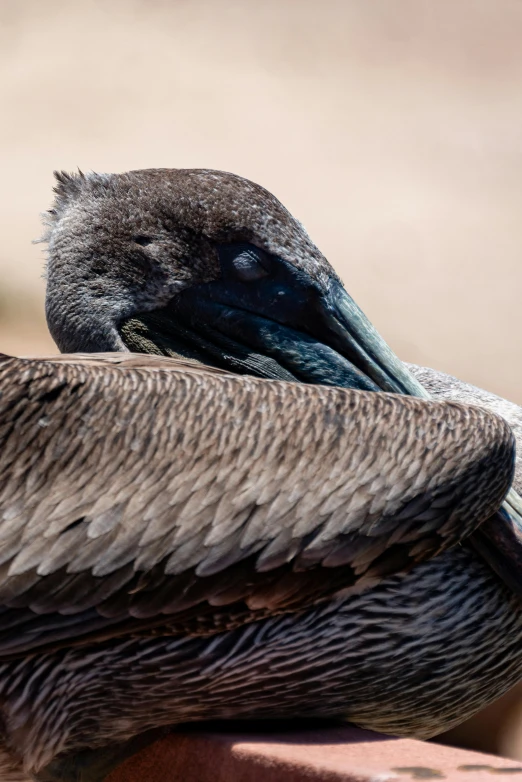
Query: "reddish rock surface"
107 726 522 781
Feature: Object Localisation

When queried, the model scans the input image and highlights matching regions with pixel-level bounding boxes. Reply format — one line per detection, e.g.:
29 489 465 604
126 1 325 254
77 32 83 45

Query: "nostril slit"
134 236 153 246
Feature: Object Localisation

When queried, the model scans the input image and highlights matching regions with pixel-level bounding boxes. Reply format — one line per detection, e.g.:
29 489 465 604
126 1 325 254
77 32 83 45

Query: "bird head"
43 168 427 396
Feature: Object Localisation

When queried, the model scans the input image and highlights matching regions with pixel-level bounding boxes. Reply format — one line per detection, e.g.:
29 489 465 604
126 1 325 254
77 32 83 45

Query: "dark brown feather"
0 352 514 657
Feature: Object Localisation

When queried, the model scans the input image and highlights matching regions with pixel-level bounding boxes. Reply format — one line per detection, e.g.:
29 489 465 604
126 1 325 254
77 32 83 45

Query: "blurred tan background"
1 0 522 761
2 0 522 402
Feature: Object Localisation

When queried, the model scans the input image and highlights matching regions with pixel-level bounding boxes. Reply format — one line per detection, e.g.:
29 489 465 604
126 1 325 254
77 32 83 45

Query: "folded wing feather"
0 353 514 656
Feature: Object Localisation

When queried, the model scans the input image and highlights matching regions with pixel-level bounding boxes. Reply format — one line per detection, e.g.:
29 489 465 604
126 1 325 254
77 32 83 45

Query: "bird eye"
133 235 153 247
218 243 272 282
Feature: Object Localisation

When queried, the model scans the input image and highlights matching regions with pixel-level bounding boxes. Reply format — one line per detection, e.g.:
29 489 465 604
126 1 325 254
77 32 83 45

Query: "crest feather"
52 169 86 204
38 170 112 245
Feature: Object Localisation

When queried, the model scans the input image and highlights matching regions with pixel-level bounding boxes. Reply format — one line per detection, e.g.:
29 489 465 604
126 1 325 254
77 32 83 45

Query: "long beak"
324 282 429 398
120 270 428 398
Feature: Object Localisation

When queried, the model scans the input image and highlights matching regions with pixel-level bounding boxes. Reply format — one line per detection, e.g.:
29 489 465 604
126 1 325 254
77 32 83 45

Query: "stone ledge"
106 726 522 781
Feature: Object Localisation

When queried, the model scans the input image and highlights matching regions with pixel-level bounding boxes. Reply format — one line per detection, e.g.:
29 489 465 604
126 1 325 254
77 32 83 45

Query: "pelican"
0 168 520 781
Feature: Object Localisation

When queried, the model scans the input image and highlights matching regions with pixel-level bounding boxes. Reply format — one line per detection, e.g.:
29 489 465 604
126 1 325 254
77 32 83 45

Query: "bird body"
0 169 520 780
2 542 521 777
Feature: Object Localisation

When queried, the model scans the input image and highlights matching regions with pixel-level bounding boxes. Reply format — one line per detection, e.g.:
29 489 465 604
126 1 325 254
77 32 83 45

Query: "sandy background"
1 0 522 759
2 0 522 402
